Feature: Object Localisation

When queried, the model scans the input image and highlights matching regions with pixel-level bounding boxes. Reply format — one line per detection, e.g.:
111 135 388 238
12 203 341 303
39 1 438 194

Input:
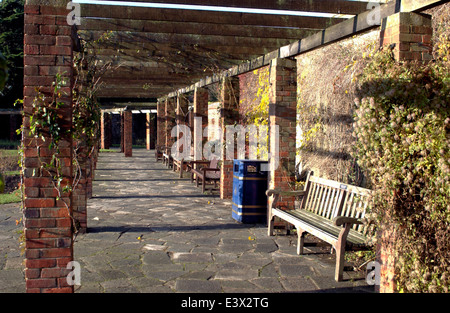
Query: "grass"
0 140 20 149
4 170 20 176
99 149 119 153
0 149 19 157
0 189 21 205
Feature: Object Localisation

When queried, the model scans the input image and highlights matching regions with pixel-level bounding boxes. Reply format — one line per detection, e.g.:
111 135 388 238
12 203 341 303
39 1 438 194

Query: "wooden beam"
82 0 370 15
88 44 274 57
400 0 448 12
79 18 320 39
79 30 298 48
80 5 345 29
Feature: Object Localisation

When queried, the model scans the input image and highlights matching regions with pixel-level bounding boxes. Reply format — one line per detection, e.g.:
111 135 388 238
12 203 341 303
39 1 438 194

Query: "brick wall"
23 0 74 293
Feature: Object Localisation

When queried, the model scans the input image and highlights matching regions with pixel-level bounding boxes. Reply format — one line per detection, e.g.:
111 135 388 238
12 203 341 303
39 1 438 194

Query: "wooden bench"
266 172 372 282
162 146 173 168
189 158 220 193
155 145 165 162
173 147 194 178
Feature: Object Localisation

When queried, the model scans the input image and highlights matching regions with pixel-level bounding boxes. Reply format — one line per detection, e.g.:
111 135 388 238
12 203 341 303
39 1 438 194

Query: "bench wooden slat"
304 182 316 213
325 187 336 219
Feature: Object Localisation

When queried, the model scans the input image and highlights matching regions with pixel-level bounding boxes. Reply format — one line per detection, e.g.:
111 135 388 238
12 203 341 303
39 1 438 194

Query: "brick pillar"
23 0 74 293
120 111 124 153
268 58 297 210
100 111 111 149
176 95 189 154
157 101 165 149
380 12 432 62
149 113 156 149
146 113 151 150
377 12 432 294
193 87 209 162
165 98 176 149
123 110 132 157
220 77 240 199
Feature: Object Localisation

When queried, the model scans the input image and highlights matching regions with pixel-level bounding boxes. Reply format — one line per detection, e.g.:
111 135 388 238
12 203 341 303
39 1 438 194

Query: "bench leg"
334 224 351 282
296 228 305 255
202 178 206 193
267 215 274 236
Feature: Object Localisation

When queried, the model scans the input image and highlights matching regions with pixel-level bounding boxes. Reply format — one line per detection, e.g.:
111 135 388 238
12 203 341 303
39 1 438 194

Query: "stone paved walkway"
0 148 374 293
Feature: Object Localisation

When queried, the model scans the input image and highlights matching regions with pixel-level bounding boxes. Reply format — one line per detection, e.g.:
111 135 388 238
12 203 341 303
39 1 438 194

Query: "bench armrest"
266 189 306 210
333 216 366 227
188 160 210 165
202 168 219 172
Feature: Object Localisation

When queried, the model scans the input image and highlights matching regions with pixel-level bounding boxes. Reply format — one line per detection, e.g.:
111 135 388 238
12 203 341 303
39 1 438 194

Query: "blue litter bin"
232 159 268 223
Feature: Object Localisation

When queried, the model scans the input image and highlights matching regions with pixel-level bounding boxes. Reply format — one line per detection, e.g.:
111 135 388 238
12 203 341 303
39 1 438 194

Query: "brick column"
380 12 432 62
193 87 209 162
149 113 156 149
123 110 132 157
165 98 176 149
146 113 152 150
176 95 189 154
268 58 297 210
100 111 111 150
120 111 124 153
23 0 74 293
156 101 165 149
377 12 432 294
220 77 240 199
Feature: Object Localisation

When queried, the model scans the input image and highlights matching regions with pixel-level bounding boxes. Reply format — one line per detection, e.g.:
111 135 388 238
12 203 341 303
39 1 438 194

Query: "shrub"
353 45 450 292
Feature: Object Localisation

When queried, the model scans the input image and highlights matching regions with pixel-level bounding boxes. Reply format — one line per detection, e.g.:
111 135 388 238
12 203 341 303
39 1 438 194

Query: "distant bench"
266 172 373 281
155 145 164 162
189 158 220 193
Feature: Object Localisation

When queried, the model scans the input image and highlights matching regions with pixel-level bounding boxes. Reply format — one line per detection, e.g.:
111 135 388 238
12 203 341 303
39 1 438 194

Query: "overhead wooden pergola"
75 0 445 102
77 0 376 100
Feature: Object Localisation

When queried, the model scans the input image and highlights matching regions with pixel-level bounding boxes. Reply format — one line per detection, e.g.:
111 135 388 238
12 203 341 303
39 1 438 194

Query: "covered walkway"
71 149 371 293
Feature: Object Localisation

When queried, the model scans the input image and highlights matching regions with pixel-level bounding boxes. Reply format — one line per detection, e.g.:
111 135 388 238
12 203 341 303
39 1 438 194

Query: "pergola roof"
75 0 444 101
